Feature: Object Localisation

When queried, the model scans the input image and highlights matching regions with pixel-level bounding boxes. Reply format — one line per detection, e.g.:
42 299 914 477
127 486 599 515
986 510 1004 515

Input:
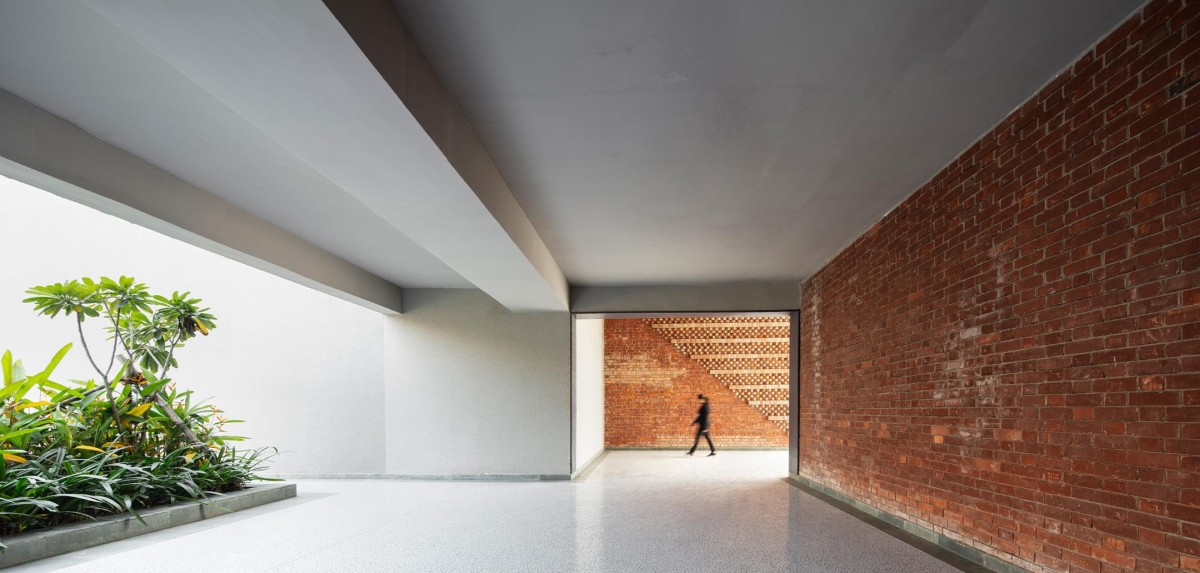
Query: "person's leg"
704 431 715 454
688 427 702 455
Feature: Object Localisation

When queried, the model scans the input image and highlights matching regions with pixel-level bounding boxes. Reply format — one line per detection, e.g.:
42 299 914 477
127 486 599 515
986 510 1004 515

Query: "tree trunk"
150 392 207 450
121 361 206 452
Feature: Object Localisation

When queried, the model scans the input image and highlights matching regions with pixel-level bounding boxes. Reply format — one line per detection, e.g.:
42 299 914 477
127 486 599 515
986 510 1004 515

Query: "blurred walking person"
686 394 716 456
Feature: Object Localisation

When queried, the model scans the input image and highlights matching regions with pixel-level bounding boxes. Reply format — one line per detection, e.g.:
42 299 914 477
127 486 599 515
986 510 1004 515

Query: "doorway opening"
571 311 798 478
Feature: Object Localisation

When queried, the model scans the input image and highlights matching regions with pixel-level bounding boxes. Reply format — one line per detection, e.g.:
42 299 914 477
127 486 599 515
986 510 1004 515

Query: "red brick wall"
799 2 1200 573
605 319 788 448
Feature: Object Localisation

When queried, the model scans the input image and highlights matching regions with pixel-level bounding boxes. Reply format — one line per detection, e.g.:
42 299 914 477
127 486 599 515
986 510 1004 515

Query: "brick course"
800 2 1200 572
605 318 788 448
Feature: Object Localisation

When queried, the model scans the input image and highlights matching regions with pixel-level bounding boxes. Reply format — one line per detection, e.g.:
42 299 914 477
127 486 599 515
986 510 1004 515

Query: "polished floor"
10 451 967 572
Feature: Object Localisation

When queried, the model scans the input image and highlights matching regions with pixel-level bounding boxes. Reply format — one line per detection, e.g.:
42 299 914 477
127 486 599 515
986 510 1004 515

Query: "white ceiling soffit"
0 1 463 294
29 0 567 312
389 0 1143 286
0 89 405 314
80 0 568 312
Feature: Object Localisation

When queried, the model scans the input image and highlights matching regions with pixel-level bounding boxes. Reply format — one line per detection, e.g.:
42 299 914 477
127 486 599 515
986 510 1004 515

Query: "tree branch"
160 333 182 379
103 305 122 380
150 392 206 450
77 316 121 425
142 333 205 450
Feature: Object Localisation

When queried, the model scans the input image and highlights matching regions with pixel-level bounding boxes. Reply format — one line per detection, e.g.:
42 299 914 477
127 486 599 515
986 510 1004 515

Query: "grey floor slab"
4 451 967 573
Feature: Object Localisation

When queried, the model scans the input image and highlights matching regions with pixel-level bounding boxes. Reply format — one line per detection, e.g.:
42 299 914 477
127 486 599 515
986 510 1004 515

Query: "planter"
0 482 296 568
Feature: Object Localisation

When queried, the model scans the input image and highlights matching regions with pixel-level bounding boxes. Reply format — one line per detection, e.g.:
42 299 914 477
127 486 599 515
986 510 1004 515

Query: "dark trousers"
689 427 715 453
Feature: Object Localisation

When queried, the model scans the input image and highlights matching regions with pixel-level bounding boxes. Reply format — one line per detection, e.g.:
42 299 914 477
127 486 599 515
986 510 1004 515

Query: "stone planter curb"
0 482 296 569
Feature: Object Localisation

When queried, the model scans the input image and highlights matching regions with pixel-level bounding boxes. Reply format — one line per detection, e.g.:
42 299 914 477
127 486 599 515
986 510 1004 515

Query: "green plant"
0 445 274 545
1 276 275 549
23 277 217 451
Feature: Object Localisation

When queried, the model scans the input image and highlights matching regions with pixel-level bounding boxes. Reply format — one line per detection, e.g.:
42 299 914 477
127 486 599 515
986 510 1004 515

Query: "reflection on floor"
9 451 967 573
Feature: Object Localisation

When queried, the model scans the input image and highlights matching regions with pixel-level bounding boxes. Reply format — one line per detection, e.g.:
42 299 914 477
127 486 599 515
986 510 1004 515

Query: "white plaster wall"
0 177 385 475
383 289 571 476
573 318 604 472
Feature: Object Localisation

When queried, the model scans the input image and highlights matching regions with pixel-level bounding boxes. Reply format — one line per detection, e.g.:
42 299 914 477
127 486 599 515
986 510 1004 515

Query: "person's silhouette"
686 394 716 456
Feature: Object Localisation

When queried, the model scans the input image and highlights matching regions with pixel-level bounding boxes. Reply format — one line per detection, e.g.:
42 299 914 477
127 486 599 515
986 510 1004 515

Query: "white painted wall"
383 289 571 476
573 318 605 472
0 177 386 475
2 177 578 478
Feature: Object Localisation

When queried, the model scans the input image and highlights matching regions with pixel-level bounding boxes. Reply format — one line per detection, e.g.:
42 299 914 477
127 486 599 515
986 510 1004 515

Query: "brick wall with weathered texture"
799 2 1200 572
605 318 789 448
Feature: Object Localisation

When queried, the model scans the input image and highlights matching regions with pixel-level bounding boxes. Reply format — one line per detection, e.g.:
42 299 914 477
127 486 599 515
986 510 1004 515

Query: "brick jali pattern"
651 317 791 431
800 3 1200 573
605 318 789 448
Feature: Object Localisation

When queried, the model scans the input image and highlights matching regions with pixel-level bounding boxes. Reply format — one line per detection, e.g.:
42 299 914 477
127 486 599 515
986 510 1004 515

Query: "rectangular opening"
572 311 798 476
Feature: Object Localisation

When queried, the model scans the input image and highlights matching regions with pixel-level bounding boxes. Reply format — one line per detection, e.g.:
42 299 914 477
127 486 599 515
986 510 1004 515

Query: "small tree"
23 276 216 450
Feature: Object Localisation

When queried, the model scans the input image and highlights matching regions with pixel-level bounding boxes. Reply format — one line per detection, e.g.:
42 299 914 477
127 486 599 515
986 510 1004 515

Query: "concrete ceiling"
0 1 467 290
389 0 1142 285
0 0 569 311
0 0 1143 311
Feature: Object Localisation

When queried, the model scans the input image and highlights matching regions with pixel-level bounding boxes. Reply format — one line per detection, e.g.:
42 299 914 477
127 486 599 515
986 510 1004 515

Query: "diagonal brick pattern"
604 318 789 449
650 317 791 432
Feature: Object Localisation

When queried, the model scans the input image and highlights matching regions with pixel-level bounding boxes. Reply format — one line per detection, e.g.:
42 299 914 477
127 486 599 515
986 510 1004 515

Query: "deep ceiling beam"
322 0 569 312
570 283 802 315
80 0 567 312
0 88 405 314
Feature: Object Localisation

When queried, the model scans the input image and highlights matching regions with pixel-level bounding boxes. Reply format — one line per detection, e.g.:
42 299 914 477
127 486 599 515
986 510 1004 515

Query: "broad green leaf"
0 428 41 442
79 390 100 409
37 343 72 379
11 360 25 384
39 379 71 393
141 379 170 397
2 350 11 384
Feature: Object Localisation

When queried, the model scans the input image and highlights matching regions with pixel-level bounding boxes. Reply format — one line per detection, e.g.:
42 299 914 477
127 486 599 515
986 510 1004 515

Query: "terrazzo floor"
8 451 969 572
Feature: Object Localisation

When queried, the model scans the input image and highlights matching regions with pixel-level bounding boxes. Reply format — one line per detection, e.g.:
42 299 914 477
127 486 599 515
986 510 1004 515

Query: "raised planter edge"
0 482 296 569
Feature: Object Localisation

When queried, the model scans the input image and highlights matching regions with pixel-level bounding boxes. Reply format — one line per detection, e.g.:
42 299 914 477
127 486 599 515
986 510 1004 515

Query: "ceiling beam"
571 282 802 315
82 0 568 312
0 88 405 314
323 0 569 312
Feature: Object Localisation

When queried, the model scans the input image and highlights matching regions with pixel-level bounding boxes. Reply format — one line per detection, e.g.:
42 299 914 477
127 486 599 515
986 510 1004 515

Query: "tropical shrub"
0 276 274 549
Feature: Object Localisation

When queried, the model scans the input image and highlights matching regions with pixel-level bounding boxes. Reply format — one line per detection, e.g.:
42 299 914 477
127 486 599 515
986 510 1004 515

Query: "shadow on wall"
383 289 572 477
